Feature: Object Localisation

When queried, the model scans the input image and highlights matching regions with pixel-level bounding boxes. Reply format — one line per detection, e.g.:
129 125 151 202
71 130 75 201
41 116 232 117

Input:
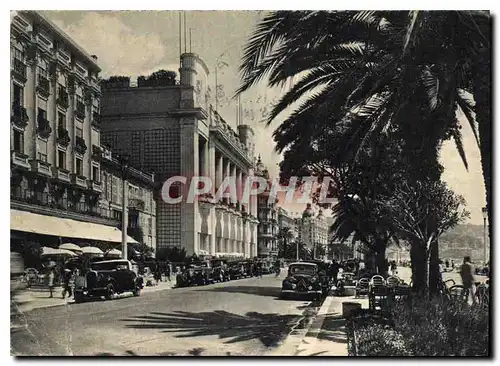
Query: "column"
180 119 199 255
216 153 223 192
209 142 216 254
231 164 237 205
203 137 209 178
237 169 243 209
224 158 231 205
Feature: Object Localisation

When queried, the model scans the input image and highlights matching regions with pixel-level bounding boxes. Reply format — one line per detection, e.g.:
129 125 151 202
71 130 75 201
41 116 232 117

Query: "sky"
41 10 487 225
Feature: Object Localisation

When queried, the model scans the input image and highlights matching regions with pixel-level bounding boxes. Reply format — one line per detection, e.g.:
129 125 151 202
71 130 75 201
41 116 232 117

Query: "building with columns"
10 11 155 253
99 53 259 257
255 157 279 259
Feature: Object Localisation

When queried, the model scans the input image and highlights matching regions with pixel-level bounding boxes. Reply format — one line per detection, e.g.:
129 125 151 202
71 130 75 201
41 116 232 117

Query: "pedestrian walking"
61 269 73 299
460 256 477 304
47 268 55 298
165 262 171 282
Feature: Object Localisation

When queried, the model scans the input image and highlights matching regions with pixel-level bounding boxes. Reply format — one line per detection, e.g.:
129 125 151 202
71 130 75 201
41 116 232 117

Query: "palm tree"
277 227 295 258
238 10 490 231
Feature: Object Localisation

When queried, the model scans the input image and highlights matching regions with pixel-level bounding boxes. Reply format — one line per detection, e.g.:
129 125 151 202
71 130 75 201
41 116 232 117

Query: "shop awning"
10 209 138 244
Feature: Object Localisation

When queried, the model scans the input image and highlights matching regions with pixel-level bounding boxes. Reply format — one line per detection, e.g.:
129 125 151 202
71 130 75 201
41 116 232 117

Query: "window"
58 84 66 96
92 165 99 183
14 48 24 62
37 140 47 162
37 108 47 121
13 130 24 152
76 126 83 139
76 157 83 176
112 209 122 222
57 111 65 129
112 176 118 203
58 150 66 169
37 58 48 79
13 84 23 106
148 218 152 235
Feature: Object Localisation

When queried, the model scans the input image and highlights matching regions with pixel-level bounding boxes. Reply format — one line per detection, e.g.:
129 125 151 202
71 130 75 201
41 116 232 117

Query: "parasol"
80 246 104 255
41 247 77 257
59 243 82 252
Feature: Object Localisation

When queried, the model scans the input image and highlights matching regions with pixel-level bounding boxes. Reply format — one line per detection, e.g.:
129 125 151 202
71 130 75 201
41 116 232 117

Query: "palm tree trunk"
428 237 440 297
473 46 492 240
410 240 428 294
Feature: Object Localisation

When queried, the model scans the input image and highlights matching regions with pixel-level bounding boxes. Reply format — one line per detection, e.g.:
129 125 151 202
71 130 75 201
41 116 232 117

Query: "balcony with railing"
57 90 69 109
11 103 29 129
36 115 52 139
128 198 145 211
76 101 86 120
74 136 87 155
56 126 70 147
11 150 30 170
92 144 103 160
30 159 52 177
11 187 117 225
71 173 87 188
92 111 101 128
52 166 71 183
36 75 50 98
12 58 27 82
87 179 102 193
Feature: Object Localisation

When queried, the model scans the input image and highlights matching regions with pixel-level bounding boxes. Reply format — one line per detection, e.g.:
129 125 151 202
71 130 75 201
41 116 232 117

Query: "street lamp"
482 207 488 264
120 155 129 260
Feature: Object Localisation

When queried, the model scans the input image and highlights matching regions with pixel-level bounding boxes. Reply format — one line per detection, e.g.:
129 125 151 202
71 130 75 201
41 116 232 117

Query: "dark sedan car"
281 262 323 300
73 259 143 302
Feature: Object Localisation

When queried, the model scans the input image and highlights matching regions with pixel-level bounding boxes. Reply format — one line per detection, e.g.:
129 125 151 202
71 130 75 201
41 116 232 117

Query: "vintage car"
281 262 323 300
302 260 333 295
211 266 230 282
73 259 143 302
228 262 245 280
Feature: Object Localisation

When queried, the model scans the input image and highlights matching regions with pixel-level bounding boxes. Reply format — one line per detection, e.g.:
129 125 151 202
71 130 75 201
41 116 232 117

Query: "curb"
265 294 333 356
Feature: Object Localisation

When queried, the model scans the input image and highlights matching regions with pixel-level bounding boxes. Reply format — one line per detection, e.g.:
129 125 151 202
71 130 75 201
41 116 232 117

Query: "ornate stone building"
297 204 329 259
10 11 156 252
99 53 259 257
255 157 279 259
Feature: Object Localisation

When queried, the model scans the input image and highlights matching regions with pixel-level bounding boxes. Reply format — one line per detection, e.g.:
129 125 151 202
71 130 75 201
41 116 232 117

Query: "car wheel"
133 286 141 297
280 293 288 300
74 293 84 303
105 284 115 300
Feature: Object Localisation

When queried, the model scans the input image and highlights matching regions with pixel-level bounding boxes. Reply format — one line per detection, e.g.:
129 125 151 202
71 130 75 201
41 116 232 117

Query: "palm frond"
456 90 480 146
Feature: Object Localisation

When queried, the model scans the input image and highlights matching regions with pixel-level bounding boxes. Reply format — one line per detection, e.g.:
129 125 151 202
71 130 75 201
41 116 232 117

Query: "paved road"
11 274 323 356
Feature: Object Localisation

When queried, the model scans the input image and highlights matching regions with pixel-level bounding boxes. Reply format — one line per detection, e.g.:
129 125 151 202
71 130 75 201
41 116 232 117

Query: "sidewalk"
269 294 369 356
11 279 177 315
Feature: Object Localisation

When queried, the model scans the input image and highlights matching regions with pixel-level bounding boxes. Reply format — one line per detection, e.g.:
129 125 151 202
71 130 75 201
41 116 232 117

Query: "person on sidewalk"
61 269 73 299
165 262 171 282
47 268 55 298
460 256 477 304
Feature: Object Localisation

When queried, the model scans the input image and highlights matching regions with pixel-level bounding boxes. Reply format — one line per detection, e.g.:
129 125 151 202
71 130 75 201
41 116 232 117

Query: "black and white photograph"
9 8 491 357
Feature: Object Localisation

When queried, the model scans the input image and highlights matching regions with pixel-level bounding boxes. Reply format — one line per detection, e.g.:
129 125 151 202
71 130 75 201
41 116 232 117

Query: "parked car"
73 259 143 303
281 262 323 300
302 259 333 295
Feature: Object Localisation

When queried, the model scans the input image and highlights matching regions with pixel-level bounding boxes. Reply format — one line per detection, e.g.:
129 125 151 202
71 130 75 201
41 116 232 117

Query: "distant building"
255 157 279 259
99 53 259 257
297 203 329 260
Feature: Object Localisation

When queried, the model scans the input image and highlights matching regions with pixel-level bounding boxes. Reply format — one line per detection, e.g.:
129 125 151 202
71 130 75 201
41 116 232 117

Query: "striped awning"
10 209 138 244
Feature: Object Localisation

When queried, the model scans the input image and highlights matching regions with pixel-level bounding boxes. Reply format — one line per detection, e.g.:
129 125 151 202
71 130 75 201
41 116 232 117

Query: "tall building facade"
99 53 259 257
297 204 329 259
10 11 155 252
255 157 279 259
